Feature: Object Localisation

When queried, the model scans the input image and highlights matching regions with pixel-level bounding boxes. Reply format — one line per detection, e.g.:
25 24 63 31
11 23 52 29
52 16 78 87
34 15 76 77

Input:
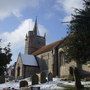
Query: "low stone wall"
20 86 40 90
20 87 31 90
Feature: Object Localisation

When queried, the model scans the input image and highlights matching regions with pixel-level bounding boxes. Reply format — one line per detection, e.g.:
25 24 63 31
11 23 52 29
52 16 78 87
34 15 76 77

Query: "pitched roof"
19 53 38 66
32 40 63 55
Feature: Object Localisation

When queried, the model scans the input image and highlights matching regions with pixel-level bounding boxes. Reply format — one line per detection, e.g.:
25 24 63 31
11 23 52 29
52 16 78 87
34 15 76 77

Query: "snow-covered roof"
19 53 38 66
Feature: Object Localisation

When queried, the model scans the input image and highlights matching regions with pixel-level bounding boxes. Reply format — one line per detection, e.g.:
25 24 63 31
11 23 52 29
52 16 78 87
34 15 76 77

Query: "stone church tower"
25 19 46 54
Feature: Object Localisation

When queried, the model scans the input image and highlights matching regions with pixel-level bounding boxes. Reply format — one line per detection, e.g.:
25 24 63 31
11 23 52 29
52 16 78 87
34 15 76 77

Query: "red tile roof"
32 40 63 55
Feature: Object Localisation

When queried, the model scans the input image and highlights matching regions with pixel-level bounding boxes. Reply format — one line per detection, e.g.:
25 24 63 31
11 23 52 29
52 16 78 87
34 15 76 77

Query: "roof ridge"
32 39 63 55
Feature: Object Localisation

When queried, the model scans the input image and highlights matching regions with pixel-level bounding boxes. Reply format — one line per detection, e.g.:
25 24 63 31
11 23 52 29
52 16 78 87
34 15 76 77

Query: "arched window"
17 67 20 76
61 52 65 65
59 52 66 65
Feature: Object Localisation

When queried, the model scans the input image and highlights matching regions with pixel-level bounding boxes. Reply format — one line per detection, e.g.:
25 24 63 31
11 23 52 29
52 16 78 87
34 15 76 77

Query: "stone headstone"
48 72 53 81
31 87 40 90
31 73 39 85
20 80 28 88
20 87 30 90
40 72 47 83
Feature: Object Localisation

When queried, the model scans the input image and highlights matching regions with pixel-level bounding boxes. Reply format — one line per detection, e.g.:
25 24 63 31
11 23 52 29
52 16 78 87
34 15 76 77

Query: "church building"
15 18 90 80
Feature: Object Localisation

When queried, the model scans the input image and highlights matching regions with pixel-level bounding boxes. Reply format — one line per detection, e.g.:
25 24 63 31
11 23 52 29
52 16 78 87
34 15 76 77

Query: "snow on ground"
82 81 90 88
0 78 90 90
32 78 90 90
34 83 65 90
33 80 65 90
0 78 32 90
0 81 19 90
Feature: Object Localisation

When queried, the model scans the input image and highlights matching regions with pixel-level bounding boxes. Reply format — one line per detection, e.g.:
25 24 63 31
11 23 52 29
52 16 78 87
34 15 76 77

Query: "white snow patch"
0 81 19 90
20 53 38 66
0 78 90 90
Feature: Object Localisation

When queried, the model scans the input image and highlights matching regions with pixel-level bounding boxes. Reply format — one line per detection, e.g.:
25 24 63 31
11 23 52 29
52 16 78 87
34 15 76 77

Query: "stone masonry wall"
15 57 24 78
37 51 53 74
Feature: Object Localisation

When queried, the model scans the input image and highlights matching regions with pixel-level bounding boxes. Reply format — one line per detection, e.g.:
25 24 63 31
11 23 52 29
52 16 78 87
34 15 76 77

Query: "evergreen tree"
0 40 12 77
65 0 90 68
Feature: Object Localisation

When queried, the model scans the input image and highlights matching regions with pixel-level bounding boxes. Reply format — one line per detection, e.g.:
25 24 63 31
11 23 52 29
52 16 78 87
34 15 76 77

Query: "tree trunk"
75 60 83 89
74 67 84 90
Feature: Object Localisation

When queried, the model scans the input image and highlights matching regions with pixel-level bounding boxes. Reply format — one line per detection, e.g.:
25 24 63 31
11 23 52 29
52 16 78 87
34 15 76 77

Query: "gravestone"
31 87 40 90
31 73 39 85
19 80 28 88
40 72 47 83
48 72 53 81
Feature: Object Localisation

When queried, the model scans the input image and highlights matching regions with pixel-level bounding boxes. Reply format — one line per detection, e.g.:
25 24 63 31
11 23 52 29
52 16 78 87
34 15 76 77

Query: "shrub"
0 75 5 84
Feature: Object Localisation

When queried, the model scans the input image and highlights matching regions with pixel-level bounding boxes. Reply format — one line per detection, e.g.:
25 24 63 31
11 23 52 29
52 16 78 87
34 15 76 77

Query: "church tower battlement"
25 18 46 54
